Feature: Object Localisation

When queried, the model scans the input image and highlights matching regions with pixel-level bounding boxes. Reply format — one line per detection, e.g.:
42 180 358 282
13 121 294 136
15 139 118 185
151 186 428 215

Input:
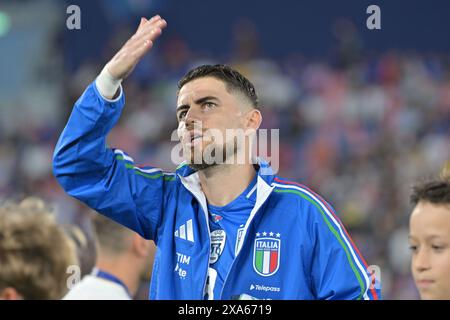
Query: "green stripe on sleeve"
116 155 175 181
274 187 366 300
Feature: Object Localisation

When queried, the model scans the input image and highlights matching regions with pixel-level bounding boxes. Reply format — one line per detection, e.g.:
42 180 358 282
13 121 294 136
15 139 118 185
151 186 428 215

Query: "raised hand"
105 15 167 80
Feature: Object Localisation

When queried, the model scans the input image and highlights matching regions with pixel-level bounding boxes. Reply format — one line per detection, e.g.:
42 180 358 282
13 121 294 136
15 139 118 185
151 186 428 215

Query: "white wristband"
95 66 122 100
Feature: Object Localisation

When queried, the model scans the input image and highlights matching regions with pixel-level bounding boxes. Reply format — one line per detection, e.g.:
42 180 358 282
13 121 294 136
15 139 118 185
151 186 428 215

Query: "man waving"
53 15 379 300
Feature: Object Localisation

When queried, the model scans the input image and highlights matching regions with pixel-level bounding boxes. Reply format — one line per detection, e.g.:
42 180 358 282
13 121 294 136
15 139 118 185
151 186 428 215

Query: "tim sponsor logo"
174 252 191 279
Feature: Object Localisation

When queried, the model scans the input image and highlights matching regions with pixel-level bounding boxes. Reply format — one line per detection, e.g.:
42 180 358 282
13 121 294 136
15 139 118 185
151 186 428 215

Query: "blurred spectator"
63 213 155 300
0 197 78 300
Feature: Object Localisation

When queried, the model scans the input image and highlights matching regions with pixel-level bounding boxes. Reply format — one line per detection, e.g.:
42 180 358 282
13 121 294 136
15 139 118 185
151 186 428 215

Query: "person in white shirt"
64 213 155 300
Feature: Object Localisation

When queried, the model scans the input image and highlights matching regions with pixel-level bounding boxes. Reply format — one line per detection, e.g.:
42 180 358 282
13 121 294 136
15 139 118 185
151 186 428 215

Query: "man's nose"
185 107 202 127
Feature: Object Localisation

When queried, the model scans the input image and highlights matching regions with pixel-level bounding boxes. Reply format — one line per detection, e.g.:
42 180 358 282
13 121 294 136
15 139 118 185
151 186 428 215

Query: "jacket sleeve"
53 81 175 241
306 196 380 300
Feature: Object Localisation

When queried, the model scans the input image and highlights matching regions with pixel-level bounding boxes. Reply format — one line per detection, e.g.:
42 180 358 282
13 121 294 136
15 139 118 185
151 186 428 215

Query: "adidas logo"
174 219 194 243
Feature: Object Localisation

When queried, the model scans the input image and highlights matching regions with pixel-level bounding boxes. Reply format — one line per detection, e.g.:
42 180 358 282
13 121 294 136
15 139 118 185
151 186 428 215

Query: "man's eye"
178 111 187 120
409 245 418 252
202 102 216 109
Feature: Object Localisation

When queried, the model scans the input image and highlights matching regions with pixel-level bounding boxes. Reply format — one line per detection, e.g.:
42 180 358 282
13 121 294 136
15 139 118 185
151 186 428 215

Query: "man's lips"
182 131 204 146
190 134 202 142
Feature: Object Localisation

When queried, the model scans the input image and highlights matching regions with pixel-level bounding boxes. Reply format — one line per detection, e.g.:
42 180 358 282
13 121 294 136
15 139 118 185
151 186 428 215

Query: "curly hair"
0 197 78 299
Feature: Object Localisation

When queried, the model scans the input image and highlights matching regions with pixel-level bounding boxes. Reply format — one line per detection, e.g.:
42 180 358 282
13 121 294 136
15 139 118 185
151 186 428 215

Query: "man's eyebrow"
176 105 189 113
176 96 220 112
194 96 220 105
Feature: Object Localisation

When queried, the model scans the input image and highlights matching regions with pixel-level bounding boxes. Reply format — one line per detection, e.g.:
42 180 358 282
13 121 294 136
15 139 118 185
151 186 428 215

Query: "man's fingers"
142 15 160 26
135 39 154 60
128 18 166 51
149 15 161 22
128 19 166 54
133 19 167 45
138 15 161 32
106 15 166 79
135 15 160 34
135 18 166 39
129 30 162 53
137 17 147 30
127 17 165 53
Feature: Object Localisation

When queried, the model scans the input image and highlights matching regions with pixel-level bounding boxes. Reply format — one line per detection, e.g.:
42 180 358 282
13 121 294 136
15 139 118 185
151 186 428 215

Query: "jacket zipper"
219 183 274 299
179 177 211 299
198 197 211 299
179 173 274 300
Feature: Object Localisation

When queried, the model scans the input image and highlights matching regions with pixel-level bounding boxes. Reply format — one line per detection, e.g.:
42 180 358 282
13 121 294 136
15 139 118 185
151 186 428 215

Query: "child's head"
409 174 450 300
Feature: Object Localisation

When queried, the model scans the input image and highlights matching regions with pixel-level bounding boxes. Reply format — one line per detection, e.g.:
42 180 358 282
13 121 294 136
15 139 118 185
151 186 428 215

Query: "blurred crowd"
1 1 449 299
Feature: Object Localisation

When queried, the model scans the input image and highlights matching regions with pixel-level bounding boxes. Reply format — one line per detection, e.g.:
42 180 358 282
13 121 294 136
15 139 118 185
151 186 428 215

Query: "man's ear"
0 287 23 300
244 108 262 131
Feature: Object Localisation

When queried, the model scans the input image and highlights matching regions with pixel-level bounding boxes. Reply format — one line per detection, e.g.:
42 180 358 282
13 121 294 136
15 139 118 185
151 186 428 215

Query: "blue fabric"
53 82 381 300
206 174 257 299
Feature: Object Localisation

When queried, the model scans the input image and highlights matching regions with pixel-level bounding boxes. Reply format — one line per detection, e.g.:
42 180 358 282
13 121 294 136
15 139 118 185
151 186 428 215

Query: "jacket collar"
177 158 276 256
176 157 275 185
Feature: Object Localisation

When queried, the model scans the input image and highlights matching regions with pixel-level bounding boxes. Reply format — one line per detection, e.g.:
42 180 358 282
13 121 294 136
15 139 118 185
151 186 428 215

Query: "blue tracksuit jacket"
53 82 380 300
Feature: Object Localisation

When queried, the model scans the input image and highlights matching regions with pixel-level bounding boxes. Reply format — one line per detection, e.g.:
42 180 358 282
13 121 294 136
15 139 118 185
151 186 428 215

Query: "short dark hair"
178 64 259 108
410 174 450 206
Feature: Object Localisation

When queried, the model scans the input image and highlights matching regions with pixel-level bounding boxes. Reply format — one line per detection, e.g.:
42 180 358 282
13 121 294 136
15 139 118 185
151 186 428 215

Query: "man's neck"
95 256 139 297
198 163 256 207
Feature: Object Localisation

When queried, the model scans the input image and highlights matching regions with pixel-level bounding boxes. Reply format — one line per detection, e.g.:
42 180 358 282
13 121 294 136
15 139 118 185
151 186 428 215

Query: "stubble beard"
186 136 240 172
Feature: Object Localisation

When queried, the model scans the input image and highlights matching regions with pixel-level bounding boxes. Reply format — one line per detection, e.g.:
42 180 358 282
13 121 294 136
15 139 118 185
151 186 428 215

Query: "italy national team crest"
253 232 281 277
